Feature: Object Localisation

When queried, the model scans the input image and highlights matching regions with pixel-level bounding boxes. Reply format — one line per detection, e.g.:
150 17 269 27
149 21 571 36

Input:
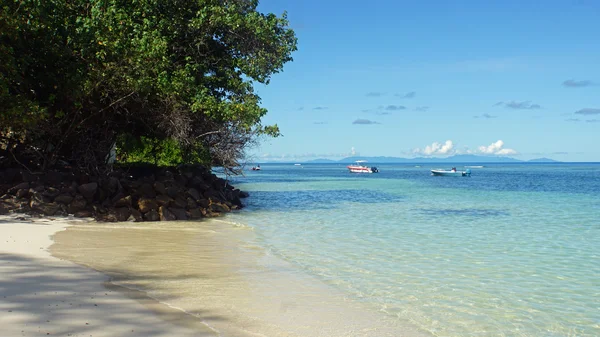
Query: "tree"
0 0 296 174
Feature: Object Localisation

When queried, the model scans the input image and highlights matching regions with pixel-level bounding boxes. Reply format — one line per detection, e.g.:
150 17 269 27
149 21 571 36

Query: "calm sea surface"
224 163 600 336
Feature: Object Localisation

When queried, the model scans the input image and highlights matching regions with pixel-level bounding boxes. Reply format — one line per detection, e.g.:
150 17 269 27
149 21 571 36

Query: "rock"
189 176 210 191
169 207 188 220
15 189 29 199
30 200 60 216
31 191 52 203
138 198 158 213
210 202 231 213
239 191 250 198
114 195 132 208
203 189 225 202
144 209 160 221
231 197 243 208
153 181 167 195
197 199 210 208
205 211 221 218
166 186 179 199
187 188 201 201
159 206 176 221
155 194 173 207
42 187 61 199
112 207 131 222
186 197 197 210
172 196 187 209
74 210 93 218
8 182 30 195
188 208 203 219
67 195 87 214
139 183 156 198
54 194 74 205
78 182 98 201
106 177 121 195
44 171 64 185
128 209 143 222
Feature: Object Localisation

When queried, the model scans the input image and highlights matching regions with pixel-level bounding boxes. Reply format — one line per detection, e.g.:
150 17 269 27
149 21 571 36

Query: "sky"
250 0 600 162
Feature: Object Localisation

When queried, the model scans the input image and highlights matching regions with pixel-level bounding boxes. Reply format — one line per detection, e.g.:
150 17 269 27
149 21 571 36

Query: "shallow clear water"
226 163 600 337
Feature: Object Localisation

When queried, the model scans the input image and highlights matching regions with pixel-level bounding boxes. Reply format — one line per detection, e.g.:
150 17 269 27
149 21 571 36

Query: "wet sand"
2 214 423 336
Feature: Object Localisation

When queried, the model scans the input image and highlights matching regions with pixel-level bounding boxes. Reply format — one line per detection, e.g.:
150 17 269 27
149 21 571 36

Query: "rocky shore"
0 165 247 222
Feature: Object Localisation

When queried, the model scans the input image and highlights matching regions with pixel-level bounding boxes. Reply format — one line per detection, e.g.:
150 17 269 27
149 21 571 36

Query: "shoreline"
0 214 217 337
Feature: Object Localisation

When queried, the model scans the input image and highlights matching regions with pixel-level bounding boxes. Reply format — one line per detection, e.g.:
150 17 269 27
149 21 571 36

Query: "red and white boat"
347 160 379 173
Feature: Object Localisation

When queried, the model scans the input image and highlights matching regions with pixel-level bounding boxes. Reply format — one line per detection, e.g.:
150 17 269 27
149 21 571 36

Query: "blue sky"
251 0 600 162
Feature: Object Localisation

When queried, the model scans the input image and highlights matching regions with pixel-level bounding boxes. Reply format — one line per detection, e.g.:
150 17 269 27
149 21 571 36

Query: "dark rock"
9 182 30 195
205 211 221 218
144 209 160 221
15 189 29 199
113 207 131 222
67 195 87 214
197 199 210 208
153 181 167 195
203 189 225 202
231 204 240 210
239 191 250 198
31 191 52 203
169 207 188 220
78 182 98 201
138 198 158 213
189 176 210 191
129 209 143 222
114 195 132 208
159 206 176 221
188 208 203 219
187 188 201 201
2 168 20 183
166 186 179 199
54 194 74 205
172 196 187 209
42 187 61 199
186 197 197 210
30 201 60 216
106 177 121 195
155 195 173 207
74 210 93 218
210 202 231 213
138 183 156 198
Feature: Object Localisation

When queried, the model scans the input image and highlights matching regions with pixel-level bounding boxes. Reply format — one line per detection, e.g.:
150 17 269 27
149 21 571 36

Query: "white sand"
0 214 217 337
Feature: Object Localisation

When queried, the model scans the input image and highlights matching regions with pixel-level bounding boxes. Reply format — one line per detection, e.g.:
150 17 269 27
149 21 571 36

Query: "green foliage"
0 0 297 173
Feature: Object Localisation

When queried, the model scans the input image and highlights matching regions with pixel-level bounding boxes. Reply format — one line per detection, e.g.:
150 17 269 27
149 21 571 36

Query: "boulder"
15 189 29 199
210 202 231 213
111 207 131 222
128 209 143 222
31 191 52 203
42 187 61 199
54 194 74 205
68 195 87 214
138 198 158 213
106 177 121 195
186 197 198 210
172 196 187 209
138 183 156 198
8 182 30 195
155 194 173 207
189 176 210 191
30 200 60 216
43 171 64 185
166 186 179 199
78 182 98 201
187 188 201 201
74 210 93 218
239 191 250 198
169 207 188 220
21 170 38 182
159 206 176 221
153 181 167 195
144 209 160 221
188 208 203 219
197 199 210 208
114 195 132 208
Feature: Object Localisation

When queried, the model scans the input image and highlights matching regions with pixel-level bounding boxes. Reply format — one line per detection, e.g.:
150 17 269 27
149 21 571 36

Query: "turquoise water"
225 163 600 337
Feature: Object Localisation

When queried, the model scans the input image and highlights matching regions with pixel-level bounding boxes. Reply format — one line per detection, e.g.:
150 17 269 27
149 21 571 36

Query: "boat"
294 163 302 166
431 167 471 177
251 164 261 171
347 160 379 173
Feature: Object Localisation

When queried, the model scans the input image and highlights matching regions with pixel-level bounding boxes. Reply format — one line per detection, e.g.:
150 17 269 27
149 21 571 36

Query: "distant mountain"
527 158 559 163
305 158 338 163
338 155 523 163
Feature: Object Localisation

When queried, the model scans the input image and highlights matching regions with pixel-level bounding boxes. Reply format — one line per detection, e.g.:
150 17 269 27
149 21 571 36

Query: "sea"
52 163 600 337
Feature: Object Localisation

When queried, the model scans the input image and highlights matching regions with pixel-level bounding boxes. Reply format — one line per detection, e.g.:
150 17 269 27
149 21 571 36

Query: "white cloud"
476 140 517 155
414 140 455 156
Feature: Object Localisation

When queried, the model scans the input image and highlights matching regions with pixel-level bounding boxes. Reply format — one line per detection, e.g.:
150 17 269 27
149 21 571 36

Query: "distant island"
301 155 560 164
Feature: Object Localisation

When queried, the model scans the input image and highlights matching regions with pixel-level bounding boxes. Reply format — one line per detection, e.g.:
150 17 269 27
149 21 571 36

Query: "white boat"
347 160 379 173
251 164 261 171
431 167 471 177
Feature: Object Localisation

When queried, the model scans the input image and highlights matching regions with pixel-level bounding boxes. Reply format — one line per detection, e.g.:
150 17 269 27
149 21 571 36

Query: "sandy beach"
0 214 216 337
